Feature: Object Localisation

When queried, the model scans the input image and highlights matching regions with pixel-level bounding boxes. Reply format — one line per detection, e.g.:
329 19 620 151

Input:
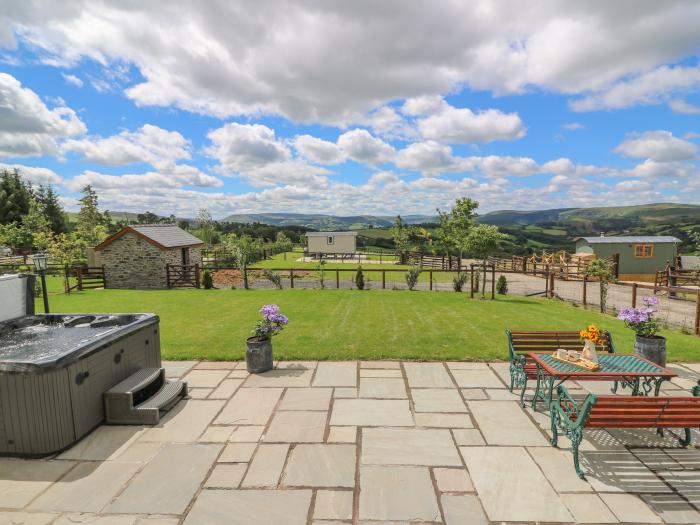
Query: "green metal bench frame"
550 382 700 479
506 329 616 406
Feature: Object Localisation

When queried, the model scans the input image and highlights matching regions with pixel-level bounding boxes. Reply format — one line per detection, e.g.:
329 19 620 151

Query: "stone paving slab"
461 446 573 522
107 443 221 514
359 466 441 521
361 428 462 466
12 360 700 524
182 489 312 525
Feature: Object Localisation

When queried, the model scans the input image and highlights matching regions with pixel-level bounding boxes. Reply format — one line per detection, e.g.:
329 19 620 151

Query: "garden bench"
550 383 700 479
506 329 615 404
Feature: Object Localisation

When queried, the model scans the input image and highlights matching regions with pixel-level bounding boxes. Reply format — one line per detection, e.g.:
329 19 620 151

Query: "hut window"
181 248 191 265
634 244 653 258
327 236 334 245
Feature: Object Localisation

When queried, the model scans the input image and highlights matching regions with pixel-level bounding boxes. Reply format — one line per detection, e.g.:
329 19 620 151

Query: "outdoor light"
32 253 50 313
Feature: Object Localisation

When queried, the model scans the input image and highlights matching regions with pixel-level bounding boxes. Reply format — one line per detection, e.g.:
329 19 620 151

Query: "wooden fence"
399 251 460 270
655 265 699 291
65 266 106 292
488 253 619 281
166 263 201 288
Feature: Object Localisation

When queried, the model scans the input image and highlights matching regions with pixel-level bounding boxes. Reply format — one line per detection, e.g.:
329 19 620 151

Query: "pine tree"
0 169 32 224
75 185 109 246
36 185 68 234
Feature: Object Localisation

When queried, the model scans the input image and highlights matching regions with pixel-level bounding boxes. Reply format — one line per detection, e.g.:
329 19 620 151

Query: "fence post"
77 267 83 291
194 263 201 289
631 283 637 308
491 265 496 299
336 269 340 288
102 265 107 289
290 269 294 288
695 290 700 336
64 266 70 293
582 275 587 306
470 266 474 299
382 270 386 289
429 270 433 291
549 272 555 299
166 264 171 289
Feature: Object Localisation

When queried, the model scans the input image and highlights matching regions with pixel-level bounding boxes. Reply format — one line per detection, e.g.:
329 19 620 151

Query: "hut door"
181 248 191 266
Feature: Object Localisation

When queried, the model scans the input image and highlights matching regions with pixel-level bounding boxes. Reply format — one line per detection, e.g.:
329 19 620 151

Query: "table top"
527 352 677 379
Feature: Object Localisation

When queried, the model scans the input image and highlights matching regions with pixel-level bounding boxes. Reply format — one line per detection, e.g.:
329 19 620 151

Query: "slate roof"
305 231 358 237
95 225 204 250
575 236 681 244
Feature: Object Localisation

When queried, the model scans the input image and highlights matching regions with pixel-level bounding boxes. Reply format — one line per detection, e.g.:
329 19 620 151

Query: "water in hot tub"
0 318 122 363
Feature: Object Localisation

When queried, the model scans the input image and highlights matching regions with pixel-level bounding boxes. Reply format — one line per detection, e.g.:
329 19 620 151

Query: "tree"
197 208 216 247
36 185 67 234
585 259 614 313
222 233 260 289
465 224 507 298
0 169 32 224
47 233 86 291
21 196 53 251
137 211 161 224
390 215 411 255
75 185 109 246
437 197 479 261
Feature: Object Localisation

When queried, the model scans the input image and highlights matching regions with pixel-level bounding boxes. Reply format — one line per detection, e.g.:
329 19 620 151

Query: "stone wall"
99 232 202 289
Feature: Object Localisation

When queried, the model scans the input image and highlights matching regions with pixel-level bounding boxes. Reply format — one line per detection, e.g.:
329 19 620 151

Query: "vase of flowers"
618 296 665 367
579 325 603 363
246 304 289 373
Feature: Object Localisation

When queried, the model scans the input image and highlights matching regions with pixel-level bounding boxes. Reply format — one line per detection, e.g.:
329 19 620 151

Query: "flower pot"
246 336 273 374
634 335 666 368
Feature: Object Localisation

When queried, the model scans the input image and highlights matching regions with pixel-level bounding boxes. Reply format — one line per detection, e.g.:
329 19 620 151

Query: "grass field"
39 287 700 362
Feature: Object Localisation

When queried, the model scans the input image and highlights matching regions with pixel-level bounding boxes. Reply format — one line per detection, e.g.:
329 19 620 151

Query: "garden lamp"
33 252 50 313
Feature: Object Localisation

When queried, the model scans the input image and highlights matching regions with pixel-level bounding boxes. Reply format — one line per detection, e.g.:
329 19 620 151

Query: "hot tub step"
104 367 188 425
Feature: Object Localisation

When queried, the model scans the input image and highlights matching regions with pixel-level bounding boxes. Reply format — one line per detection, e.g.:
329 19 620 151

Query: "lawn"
39 287 700 362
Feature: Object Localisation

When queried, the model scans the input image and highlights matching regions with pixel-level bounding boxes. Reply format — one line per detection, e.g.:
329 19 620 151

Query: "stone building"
94 225 204 289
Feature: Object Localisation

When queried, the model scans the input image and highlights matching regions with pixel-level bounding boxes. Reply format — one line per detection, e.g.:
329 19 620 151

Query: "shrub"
496 275 508 295
405 266 421 290
262 268 283 289
355 266 365 290
202 269 213 289
452 272 468 292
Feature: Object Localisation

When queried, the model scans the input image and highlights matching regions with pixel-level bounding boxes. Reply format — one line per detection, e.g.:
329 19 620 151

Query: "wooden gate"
65 266 106 292
166 264 201 288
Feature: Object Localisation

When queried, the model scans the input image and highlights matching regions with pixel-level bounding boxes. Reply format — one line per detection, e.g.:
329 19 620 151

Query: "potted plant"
617 296 665 366
246 304 289 373
579 325 603 363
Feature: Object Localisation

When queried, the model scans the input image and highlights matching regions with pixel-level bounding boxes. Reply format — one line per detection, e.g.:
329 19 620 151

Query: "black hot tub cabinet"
0 313 161 456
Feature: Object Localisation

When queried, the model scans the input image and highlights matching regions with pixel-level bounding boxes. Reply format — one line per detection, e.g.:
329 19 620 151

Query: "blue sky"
1 2 699 218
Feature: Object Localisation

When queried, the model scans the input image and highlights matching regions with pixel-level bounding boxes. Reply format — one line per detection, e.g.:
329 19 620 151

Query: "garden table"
527 352 676 410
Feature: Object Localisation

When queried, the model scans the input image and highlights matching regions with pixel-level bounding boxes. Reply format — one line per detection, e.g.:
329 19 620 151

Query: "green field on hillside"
39 287 699 362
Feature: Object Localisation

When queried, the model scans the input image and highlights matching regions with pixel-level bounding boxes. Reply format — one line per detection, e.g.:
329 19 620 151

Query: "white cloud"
293 135 345 165
62 124 191 167
562 122 584 131
570 64 700 112
395 141 462 174
615 130 697 162
417 105 525 144
401 96 448 117
65 164 223 192
205 123 290 173
669 98 700 114
6 3 700 121
337 129 394 165
61 73 83 87
0 72 85 157
627 159 698 180
0 162 62 185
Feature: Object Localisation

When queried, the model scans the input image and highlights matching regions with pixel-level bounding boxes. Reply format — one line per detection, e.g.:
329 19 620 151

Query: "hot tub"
0 275 161 456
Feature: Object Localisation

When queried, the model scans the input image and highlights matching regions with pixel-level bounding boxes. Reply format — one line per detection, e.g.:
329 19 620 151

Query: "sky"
1 1 700 219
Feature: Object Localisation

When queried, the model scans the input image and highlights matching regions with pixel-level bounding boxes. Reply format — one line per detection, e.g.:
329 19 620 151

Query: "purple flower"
252 304 289 339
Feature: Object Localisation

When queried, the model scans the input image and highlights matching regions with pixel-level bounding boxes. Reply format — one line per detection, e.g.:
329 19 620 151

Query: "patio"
1 360 699 525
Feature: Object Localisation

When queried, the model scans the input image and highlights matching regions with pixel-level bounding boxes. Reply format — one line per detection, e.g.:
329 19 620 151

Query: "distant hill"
221 213 434 230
